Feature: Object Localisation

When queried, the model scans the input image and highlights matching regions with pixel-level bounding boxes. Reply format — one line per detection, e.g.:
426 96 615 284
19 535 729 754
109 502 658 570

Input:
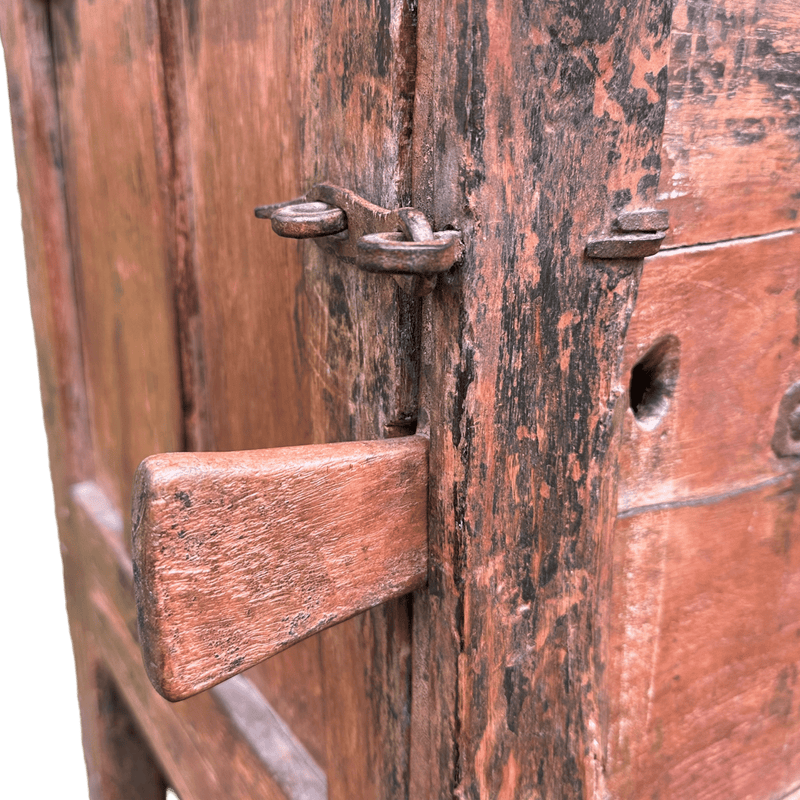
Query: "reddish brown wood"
410 1 673 797
48 0 184 516
71 480 291 800
293 5 422 799
152 0 212 453
0 3 165 798
172 0 311 455
618 231 800 510
143 1 424 793
7 0 799 796
159 0 332 771
607 476 800 799
132 436 429 700
95 667 167 800
658 0 800 246
0 0 91 493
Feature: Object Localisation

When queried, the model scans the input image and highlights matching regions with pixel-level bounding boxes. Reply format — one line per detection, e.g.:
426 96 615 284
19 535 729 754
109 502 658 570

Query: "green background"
0 48 86 800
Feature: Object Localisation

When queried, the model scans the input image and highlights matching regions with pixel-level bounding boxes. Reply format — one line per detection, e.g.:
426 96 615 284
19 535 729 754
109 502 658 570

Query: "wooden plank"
409 1 673 797
659 0 800 247
49 0 183 515
91 678 167 800
132 436 429 700
607 475 800 799
174 0 310 454
0 4 168 797
618 231 800 511
212 676 328 800
294 4 421 797
71 480 291 800
144 0 333 769
169 0 422 794
241 637 328 772
296 0 420 445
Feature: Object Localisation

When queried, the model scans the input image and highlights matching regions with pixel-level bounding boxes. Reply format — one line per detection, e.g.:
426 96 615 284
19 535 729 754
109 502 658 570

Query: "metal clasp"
255 184 463 296
586 209 670 259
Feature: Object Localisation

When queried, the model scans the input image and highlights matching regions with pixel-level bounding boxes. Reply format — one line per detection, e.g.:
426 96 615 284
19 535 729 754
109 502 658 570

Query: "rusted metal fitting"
586 208 669 259
772 381 800 458
255 184 463 296
260 201 347 238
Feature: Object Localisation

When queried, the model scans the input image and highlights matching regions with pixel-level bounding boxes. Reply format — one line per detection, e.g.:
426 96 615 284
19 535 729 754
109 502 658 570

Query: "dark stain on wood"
659 0 800 245
411 0 672 796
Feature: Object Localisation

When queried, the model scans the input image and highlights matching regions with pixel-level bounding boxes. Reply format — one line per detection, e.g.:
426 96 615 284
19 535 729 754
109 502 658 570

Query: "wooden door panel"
608 476 800 799
169 0 311 454
0 4 169 797
5 0 798 796
161 0 327 765
619 231 800 510
0 0 90 495
291 4 419 796
610 1 800 795
162 0 420 795
659 0 800 247
49 0 183 516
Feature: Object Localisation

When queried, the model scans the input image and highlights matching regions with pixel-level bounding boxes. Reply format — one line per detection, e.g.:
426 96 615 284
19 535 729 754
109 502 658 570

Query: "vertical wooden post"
411 0 673 796
294 3 421 798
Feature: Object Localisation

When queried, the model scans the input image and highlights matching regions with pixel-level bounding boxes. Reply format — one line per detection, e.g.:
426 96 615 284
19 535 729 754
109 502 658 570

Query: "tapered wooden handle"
132 436 428 701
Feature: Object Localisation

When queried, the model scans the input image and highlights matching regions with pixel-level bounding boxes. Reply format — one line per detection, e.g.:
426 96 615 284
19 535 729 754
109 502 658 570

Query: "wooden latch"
132 436 428 701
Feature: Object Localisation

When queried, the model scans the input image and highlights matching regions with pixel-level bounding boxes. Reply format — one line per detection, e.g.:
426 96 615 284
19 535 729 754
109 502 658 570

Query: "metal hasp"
586 208 670 259
255 184 463 296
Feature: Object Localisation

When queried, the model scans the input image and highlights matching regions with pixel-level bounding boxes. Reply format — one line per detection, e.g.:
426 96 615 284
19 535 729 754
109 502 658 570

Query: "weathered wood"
71 480 290 800
133 436 429 700
2 3 304 796
172 0 311 454
152 0 212 453
213 676 328 800
49 0 183 515
607 475 800 799
618 231 800 510
160 0 331 769
410 0 673 797
242 636 329 772
294 4 422 799
0 0 91 494
11 0 799 795
0 3 165 797
95 666 167 800
659 0 800 246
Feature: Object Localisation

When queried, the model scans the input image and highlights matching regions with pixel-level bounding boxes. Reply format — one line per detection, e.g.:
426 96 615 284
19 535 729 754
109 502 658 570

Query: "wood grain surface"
159 0 329 770
170 0 310 454
0 0 91 492
70 482 289 800
48 0 183 517
292 4 423 799
619 231 800 510
133 437 429 700
7 0 799 795
409 1 673 797
607 476 800 799
659 0 800 246
163 1 424 791
0 4 166 797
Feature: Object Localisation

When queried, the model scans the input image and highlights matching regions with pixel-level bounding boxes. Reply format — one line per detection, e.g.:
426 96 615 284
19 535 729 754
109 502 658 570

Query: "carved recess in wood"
132 436 429 701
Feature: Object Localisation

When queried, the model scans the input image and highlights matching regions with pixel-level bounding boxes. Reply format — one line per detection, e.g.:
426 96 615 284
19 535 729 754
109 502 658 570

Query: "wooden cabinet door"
2 0 798 798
